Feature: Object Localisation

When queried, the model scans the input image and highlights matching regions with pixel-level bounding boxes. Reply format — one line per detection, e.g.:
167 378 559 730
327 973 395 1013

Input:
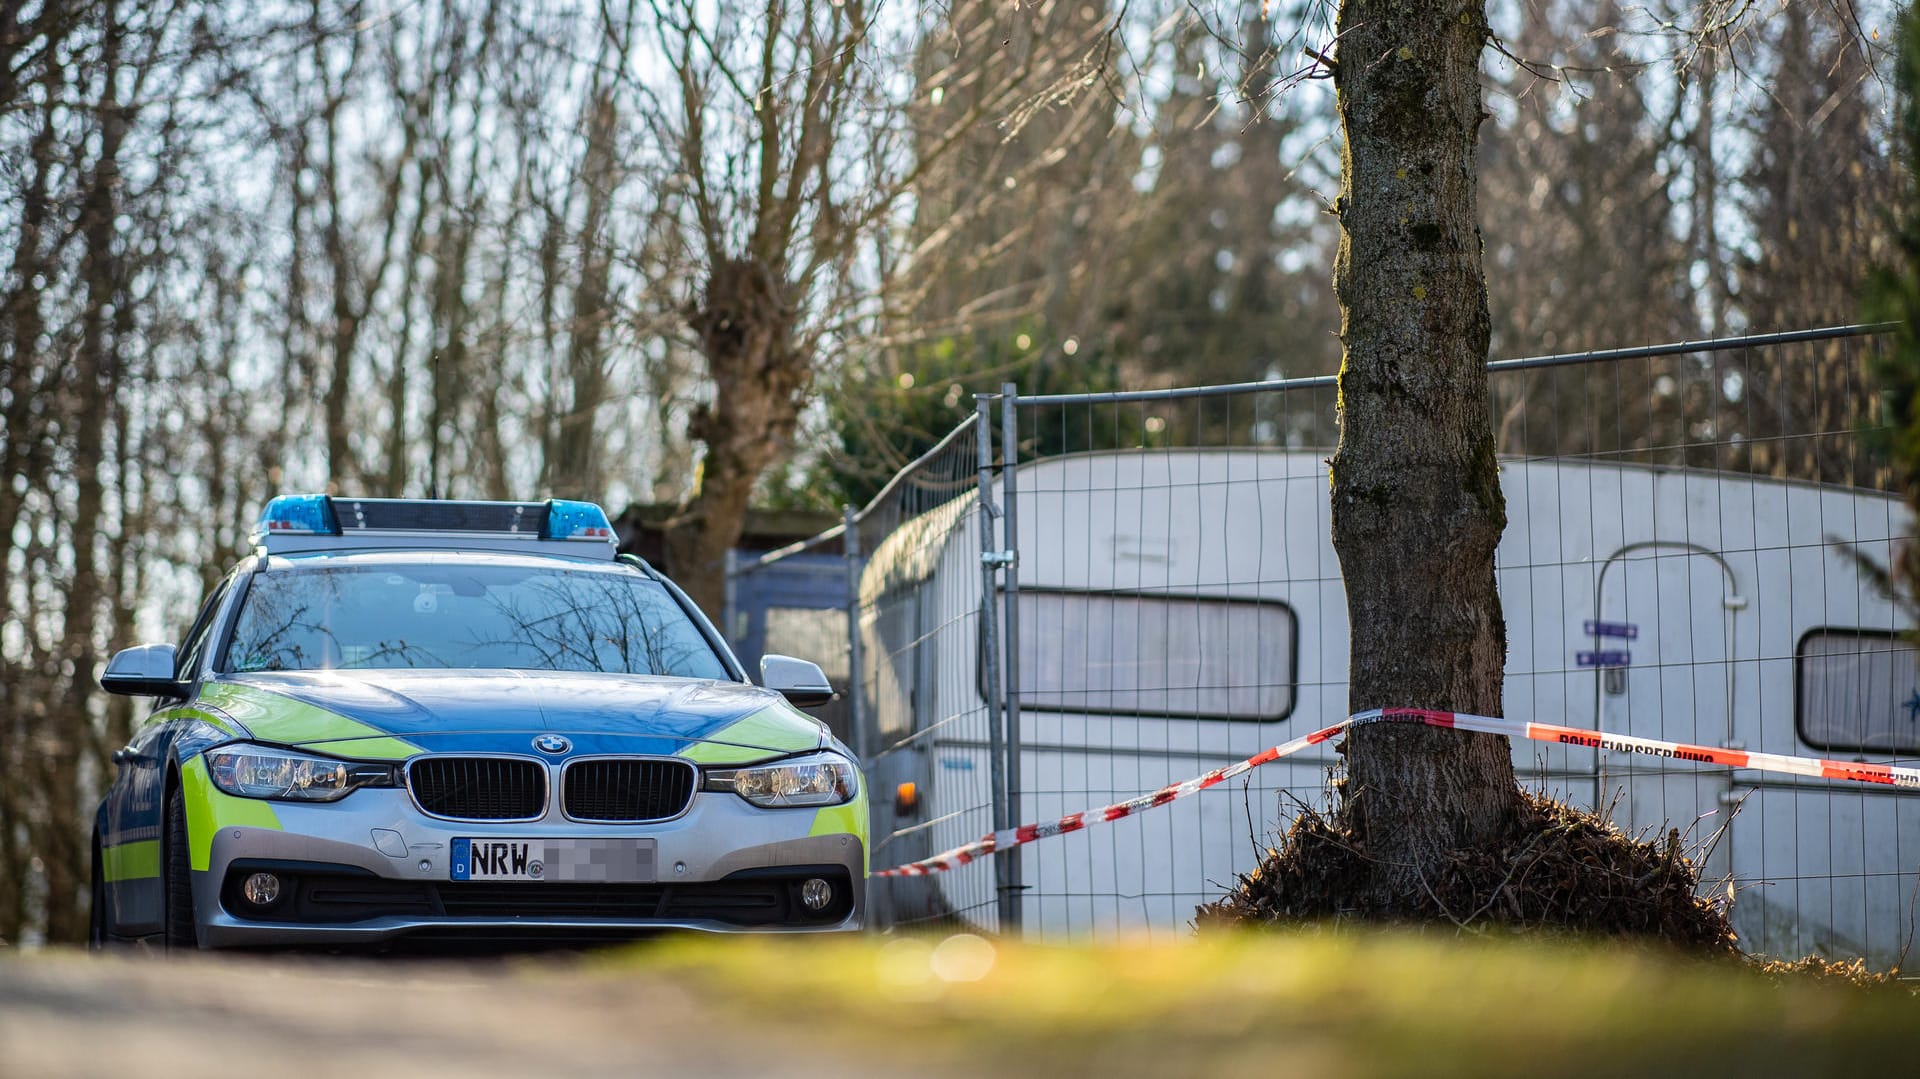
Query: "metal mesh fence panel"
737 325 1919 963
1472 328 1914 966
999 381 1347 938
725 411 1003 930
860 325 1918 965
843 416 1010 931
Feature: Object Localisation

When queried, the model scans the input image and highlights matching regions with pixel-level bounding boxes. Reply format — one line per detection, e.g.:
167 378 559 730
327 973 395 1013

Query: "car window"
174 577 235 682
220 564 728 678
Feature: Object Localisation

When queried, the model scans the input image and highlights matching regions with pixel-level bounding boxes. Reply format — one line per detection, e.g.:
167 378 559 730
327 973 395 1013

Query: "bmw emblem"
533 734 572 755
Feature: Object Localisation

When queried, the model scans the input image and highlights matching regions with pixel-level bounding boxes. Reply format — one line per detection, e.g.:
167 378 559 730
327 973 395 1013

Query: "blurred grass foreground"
3 932 1916 1078
623 932 1918 1077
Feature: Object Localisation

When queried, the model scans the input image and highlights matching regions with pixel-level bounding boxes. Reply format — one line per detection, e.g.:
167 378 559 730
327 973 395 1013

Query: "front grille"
437 882 783 921
221 865 855 928
409 757 546 820
562 758 695 822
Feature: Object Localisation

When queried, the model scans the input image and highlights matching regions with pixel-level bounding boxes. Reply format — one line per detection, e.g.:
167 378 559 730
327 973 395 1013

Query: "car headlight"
206 744 399 802
703 751 858 808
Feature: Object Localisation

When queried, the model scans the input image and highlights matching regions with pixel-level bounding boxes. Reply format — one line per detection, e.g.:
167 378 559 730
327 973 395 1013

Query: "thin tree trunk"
316 3 359 490
103 324 142 765
0 30 65 946
534 162 572 494
1328 0 1518 898
384 121 431 497
274 128 313 479
427 87 485 498
474 224 516 501
553 87 619 501
386 161 428 497
1 37 61 652
1695 51 1723 335
45 1 129 942
472 217 516 501
203 266 241 591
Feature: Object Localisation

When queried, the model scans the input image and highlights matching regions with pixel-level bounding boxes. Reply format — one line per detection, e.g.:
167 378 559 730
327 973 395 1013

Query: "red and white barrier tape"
872 706 1920 878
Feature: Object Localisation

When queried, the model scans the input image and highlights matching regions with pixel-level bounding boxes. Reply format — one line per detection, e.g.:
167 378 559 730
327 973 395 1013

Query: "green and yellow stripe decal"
101 839 160 883
808 780 871 877
196 682 420 760
678 704 824 764
179 755 282 872
144 705 243 739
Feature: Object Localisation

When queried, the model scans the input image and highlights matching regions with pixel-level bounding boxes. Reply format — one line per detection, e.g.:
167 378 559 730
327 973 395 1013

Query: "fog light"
800 877 833 912
241 872 281 907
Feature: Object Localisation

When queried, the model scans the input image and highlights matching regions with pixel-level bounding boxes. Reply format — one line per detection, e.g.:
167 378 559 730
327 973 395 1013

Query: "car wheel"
88 834 107 949
163 784 197 950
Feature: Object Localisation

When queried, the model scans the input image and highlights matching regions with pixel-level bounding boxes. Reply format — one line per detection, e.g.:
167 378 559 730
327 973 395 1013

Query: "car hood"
193 670 830 764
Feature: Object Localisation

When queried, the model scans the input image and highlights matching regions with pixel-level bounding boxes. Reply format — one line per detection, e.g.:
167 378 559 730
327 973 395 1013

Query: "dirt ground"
0 948 848 1079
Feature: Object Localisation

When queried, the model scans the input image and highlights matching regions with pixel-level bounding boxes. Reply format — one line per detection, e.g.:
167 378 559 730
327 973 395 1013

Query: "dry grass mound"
1198 789 1740 953
1751 954 1901 987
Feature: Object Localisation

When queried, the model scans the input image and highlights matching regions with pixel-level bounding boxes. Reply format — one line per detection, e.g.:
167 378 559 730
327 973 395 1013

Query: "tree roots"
1197 789 1740 954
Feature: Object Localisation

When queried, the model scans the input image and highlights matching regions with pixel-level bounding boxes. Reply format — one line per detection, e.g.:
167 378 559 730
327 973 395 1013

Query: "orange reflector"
894 781 918 814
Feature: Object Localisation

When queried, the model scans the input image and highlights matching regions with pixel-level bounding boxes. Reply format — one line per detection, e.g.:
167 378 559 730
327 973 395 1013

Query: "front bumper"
192 786 865 948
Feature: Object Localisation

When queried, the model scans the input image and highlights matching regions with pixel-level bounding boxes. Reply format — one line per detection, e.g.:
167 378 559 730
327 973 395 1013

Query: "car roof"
254 548 653 575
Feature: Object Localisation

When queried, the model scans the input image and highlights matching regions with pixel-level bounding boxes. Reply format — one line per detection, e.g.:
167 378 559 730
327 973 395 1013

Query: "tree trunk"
43 1 129 942
1328 0 1518 899
320 58 359 491
663 258 808 618
1 40 60 668
552 88 619 502
1693 50 1723 335
386 154 432 497
0 19 67 947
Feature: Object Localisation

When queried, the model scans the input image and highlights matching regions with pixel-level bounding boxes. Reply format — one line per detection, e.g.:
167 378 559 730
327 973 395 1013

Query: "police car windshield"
220 564 729 678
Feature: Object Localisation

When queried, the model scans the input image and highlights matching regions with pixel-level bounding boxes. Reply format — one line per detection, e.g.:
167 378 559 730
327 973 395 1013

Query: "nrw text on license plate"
450 837 657 882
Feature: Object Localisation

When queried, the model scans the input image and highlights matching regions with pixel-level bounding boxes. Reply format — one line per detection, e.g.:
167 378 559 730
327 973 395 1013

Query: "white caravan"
858 449 1920 962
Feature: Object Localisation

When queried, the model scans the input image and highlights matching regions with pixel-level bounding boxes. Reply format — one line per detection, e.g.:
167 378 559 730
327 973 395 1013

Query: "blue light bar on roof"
250 494 618 558
252 494 340 545
544 499 616 543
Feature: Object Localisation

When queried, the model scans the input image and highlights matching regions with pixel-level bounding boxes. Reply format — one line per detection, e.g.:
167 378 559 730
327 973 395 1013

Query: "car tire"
163 783 197 950
89 834 107 949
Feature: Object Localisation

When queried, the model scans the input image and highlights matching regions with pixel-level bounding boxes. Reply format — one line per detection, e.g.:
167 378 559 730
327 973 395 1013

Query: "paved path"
0 949 846 1078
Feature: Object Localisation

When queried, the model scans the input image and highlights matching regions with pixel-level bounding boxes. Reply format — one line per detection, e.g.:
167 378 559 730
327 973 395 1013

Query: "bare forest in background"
0 0 1900 942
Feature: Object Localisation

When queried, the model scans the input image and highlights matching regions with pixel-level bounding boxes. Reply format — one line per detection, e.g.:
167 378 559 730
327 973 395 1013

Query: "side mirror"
761 654 835 709
100 643 184 698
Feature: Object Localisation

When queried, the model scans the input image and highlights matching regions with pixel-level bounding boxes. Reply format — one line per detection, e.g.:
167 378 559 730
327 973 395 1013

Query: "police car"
90 496 866 948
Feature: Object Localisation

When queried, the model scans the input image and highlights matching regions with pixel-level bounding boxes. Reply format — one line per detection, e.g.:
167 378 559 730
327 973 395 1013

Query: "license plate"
449 837 657 883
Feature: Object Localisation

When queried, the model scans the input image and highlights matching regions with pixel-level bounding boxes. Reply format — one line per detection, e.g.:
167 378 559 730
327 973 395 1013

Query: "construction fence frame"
725 412 1015 927
733 323 1920 963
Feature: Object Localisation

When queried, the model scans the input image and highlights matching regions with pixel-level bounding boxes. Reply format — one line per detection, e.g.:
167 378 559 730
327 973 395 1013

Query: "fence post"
843 504 866 764
722 547 739 651
974 393 1015 934
999 382 1023 928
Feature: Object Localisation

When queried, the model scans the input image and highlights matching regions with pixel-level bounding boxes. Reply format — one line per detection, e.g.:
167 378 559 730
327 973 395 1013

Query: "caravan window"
863 581 933 742
1796 629 1920 755
1014 590 1296 721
